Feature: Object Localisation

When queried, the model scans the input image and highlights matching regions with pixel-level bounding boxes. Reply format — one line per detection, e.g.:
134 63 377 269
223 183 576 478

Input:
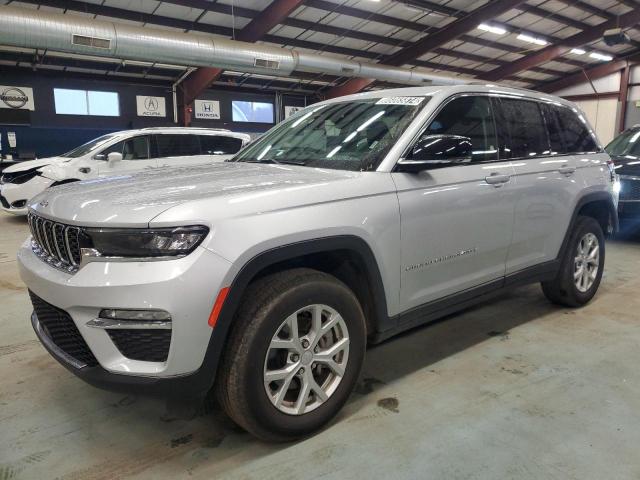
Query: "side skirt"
369 260 560 344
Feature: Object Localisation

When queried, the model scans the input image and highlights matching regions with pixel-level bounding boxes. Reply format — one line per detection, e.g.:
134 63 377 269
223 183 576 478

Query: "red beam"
180 0 304 123
536 54 640 93
619 62 631 134
325 0 525 99
480 8 640 81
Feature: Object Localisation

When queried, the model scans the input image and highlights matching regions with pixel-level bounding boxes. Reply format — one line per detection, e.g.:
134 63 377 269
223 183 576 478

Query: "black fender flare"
192 235 391 397
557 191 618 261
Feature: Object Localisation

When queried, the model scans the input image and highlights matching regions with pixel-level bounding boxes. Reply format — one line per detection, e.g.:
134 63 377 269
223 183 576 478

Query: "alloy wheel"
574 232 600 293
263 304 350 415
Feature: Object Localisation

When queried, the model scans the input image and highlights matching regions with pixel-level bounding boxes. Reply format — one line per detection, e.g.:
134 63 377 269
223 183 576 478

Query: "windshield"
62 133 120 158
232 97 429 171
605 129 640 157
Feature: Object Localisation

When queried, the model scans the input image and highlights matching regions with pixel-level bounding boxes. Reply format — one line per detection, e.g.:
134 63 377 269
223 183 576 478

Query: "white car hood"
2 157 69 173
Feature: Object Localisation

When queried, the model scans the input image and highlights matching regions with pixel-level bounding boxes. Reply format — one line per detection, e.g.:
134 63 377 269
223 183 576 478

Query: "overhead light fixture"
478 23 507 35
589 52 614 61
570 48 586 55
517 33 548 46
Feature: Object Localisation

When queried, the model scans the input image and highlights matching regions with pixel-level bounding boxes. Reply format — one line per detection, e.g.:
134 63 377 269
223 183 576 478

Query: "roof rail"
140 127 231 132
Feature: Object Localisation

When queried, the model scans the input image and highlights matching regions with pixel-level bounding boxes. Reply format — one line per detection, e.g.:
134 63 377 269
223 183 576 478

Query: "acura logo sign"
0 87 29 109
144 96 158 111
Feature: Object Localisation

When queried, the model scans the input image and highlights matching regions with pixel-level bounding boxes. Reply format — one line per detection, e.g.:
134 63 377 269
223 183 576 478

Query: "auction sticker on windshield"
376 97 425 105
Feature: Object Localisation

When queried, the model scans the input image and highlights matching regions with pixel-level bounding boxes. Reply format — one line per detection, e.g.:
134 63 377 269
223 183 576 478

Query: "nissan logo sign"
0 87 29 109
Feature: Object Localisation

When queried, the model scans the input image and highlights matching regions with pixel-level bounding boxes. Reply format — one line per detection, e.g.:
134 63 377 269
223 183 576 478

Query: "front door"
392 95 516 312
97 135 157 176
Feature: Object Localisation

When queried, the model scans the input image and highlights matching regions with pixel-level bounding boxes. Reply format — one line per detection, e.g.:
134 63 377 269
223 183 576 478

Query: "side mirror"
396 134 472 173
107 152 123 165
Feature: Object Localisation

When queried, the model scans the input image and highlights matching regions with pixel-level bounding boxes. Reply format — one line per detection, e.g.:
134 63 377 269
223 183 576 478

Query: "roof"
1 1 639 96
317 84 576 109
111 128 250 138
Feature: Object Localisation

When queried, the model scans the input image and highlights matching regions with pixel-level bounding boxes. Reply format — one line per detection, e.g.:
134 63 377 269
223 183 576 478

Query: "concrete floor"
1 211 640 480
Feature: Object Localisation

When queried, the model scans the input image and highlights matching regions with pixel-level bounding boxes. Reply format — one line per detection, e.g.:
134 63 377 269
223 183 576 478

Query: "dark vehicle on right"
606 126 640 227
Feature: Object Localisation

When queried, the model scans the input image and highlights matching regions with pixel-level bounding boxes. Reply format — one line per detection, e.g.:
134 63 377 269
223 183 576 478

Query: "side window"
554 106 598 154
122 136 149 160
541 104 565 155
422 96 498 163
154 134 201 158
497 98 550 158
199 135 243 155
99 140 124 158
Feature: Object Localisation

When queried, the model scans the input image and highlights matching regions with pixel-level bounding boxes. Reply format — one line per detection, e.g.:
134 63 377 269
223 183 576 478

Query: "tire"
542 215 605 307
217 268 366 441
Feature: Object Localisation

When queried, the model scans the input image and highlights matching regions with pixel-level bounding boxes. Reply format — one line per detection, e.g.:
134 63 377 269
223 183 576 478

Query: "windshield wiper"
241 159 307 166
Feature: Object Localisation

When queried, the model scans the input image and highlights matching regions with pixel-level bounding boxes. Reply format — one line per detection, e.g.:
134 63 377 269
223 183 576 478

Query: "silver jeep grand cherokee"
18 85 618 441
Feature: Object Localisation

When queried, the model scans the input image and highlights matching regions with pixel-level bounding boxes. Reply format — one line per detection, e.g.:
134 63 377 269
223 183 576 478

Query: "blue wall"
0 69 309 159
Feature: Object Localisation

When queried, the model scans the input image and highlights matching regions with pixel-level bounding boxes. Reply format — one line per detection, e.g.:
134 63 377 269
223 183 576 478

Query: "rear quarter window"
554 105 598 154
154 134 201 158
199 135 243 155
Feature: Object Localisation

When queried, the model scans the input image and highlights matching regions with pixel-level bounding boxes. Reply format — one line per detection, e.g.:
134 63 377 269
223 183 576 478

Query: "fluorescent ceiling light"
570 48 586 55
589 52 613 61
517 33 548 46
478 23 507 35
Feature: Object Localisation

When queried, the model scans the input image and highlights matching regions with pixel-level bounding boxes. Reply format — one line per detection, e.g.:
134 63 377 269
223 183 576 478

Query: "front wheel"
542 216 605 307
217 268 366 441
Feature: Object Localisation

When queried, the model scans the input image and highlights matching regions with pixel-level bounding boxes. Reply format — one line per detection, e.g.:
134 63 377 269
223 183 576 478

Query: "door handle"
485 173 511 186
558 165 576 175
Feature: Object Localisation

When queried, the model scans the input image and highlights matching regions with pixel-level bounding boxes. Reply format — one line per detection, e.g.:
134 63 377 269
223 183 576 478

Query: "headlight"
0 168 42 185
85 226 209 257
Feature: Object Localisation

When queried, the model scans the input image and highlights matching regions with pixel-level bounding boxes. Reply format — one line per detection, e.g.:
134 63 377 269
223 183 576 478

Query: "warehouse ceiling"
1 0 640 97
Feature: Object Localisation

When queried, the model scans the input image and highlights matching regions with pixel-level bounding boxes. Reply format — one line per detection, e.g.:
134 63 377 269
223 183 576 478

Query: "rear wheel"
542 216 605 307
217 268 366 441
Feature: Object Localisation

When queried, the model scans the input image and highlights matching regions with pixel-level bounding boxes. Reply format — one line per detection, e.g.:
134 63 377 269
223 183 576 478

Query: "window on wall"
54 88 120 116
232 100 274 123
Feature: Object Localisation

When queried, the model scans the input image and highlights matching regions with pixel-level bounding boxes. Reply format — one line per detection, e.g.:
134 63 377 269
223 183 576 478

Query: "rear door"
494 97 589 274
97 135 157 176
392 95 516 312
153 134 203 168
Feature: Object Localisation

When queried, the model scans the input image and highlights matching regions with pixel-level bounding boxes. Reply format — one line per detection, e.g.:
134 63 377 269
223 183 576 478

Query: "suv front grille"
0 193 9 209
107 329 171 362
620 176 640 201
27 212 84 273
29 291 98 368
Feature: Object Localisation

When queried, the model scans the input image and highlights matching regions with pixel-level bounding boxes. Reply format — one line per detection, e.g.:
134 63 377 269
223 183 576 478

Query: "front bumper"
19 238 233 397
0 175 54 215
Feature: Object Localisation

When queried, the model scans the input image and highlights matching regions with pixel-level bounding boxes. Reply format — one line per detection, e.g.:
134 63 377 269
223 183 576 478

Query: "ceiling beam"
162 0 579 77
479 7 640 81
180 0 304 107
536 52 640 93
325 0 525 98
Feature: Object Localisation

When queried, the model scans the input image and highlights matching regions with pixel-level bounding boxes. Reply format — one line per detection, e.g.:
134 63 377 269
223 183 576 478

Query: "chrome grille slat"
43 220 55 256
64 227 76 266
52 224 67 262
28 212 82 273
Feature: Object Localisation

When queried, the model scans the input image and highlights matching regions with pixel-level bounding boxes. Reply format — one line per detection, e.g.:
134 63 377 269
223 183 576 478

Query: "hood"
28 162 363 227
611 154 640 177
2 157 69 173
